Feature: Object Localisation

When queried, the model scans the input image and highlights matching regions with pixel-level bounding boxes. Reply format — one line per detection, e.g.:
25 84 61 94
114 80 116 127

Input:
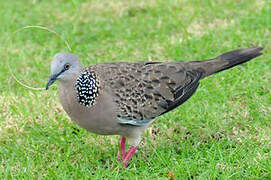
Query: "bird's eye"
64 63 70 70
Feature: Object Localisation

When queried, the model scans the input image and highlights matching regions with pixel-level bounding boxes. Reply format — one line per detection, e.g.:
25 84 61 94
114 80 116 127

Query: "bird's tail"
189 46 263 79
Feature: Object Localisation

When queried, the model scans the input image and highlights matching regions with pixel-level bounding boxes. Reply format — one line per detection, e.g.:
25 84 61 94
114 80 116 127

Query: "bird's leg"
117 136 126 161
123 146 137 168
120 136 127 160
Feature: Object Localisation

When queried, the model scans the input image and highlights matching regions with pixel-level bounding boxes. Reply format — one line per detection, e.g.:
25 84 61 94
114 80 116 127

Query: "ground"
0 0 271 179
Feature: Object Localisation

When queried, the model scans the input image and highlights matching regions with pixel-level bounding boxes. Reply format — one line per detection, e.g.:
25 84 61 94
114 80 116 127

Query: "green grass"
1 0 271 179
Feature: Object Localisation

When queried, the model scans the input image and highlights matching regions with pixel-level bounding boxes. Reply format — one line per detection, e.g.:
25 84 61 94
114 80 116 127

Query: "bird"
46 46 263 167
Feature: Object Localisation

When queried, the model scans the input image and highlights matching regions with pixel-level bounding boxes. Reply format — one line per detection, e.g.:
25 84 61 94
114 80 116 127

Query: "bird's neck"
74 71 100 107
59 71 100 109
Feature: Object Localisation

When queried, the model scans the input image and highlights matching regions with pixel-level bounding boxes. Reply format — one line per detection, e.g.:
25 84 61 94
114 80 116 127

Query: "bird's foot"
117 151 127 161
118 136 137 167
123 146 137 168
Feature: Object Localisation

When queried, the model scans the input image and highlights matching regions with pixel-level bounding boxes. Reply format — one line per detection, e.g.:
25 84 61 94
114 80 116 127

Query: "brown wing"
83 47 263 126
86 62 202 126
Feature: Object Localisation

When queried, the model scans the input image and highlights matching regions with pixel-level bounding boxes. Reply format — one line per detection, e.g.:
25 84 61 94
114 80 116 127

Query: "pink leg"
117 136 126 161
120 136 126 160
123 146 137 168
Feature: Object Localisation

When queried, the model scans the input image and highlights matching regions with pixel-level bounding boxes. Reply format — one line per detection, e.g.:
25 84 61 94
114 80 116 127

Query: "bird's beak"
45 74 58 90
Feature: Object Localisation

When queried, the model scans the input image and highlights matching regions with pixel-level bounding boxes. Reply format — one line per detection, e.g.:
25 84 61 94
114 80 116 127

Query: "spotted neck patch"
75 71 99 107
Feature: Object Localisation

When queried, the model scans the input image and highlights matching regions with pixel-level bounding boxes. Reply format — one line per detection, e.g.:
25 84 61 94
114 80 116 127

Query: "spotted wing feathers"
79 47 263 126
85 62 202 126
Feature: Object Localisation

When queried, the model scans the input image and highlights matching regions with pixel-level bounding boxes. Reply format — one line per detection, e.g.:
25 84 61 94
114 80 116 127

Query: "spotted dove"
46 46 263 167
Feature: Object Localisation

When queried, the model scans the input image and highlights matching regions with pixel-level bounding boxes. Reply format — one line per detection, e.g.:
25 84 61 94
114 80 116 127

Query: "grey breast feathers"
85 62 202 126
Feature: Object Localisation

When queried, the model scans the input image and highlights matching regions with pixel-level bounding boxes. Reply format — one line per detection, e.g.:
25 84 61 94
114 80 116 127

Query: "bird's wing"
83 47 263 126
89 62 202 126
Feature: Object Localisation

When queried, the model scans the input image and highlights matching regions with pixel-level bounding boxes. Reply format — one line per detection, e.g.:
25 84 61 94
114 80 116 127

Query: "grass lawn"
1 0 271 179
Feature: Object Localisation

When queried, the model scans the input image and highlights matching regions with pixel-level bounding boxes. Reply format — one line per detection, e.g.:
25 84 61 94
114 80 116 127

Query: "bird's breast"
58 82 122 135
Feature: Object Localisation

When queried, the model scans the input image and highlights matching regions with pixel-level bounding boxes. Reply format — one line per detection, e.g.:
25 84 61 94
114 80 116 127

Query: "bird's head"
46 52 83 90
